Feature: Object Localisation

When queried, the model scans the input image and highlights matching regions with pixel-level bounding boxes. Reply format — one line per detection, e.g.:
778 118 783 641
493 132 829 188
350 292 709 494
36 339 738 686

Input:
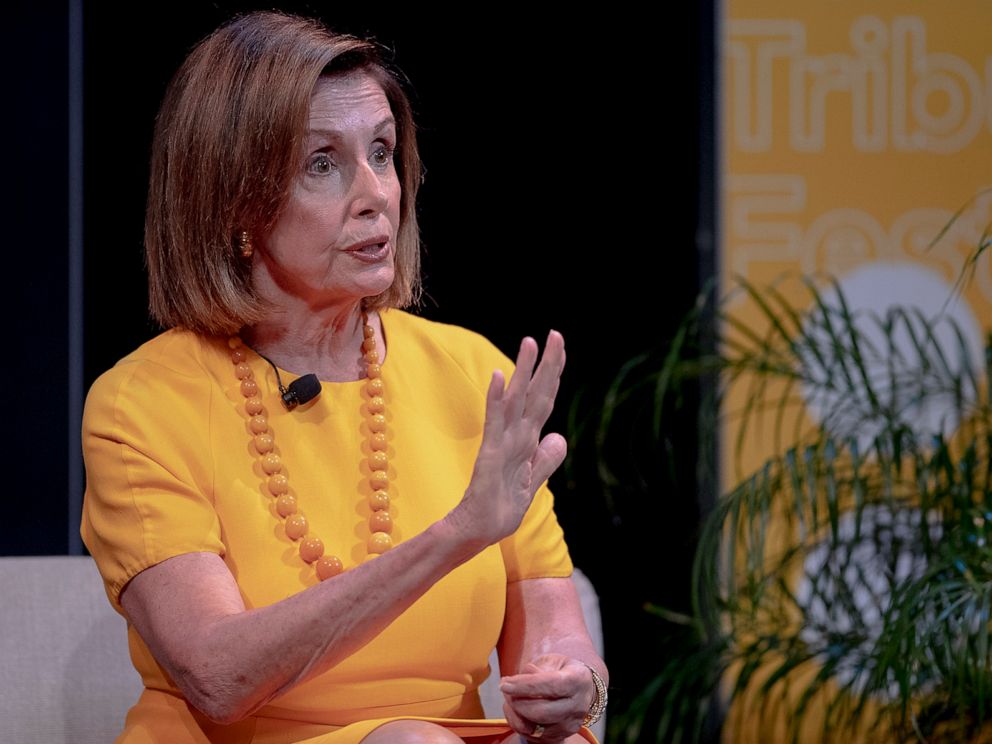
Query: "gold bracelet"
581 662 607 727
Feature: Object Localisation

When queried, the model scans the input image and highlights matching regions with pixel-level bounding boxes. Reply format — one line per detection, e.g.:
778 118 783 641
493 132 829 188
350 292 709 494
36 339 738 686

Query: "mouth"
344 235 391 261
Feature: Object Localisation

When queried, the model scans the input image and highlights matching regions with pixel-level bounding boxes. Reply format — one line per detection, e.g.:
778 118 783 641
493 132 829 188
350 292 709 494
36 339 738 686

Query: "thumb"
530 433 567 487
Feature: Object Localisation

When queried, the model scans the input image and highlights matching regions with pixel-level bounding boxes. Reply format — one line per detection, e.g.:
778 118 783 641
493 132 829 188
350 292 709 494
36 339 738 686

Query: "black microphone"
246 344 322 411
282 374 321 410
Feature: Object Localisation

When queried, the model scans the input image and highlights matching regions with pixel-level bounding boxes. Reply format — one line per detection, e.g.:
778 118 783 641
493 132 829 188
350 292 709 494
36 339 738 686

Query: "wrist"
434 506 490 560
580 662 607 727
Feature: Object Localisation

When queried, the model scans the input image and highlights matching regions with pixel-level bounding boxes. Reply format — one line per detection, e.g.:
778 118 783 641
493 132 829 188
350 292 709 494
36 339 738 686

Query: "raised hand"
446 330 567 548
499 654 595 742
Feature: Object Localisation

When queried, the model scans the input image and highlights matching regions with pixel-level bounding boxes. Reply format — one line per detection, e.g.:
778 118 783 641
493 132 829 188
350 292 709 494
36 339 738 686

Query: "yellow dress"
81 309 593 744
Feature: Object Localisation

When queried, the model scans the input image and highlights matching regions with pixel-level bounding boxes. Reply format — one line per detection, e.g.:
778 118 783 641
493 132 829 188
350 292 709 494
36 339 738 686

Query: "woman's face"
255 71 401 309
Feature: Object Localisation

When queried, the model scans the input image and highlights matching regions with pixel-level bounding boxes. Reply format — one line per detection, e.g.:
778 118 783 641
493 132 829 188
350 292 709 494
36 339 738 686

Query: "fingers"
504 337 539 423
502 702 541 742
524 330 565 412
505 697 578 729
503 700 575 744
500 669 575 699
505 331 565 429
481 369 507 441
500 656 589 709
501 655 588 741
525 653 570 672
489 369 506 402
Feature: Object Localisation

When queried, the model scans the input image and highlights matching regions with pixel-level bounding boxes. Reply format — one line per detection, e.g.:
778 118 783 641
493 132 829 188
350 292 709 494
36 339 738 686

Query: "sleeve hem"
505 568 574 585
107 546 225 611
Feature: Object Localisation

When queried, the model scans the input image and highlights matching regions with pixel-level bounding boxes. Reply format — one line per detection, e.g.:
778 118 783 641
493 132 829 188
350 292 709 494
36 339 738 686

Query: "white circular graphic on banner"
800 260 984 449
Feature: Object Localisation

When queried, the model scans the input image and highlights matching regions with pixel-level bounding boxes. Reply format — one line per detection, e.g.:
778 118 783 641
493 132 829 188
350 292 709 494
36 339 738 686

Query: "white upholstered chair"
0 556 604 743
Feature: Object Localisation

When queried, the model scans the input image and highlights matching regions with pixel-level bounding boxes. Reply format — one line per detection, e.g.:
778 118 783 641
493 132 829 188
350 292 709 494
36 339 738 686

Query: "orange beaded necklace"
227 312 394 581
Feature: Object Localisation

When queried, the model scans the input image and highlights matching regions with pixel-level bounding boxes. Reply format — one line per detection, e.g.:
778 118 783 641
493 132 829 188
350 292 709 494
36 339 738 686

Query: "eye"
306 153 334 175
371 144 395 167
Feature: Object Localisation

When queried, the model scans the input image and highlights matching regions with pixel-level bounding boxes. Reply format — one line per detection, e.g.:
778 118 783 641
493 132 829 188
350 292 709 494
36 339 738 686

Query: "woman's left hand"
499 653 595 742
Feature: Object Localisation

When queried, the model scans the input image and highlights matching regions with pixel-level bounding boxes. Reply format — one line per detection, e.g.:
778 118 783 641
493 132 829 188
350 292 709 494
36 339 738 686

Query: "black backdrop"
8 0 714 725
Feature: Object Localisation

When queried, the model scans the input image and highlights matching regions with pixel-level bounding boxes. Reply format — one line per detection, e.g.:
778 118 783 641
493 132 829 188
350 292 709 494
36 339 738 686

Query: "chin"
359 267 396 299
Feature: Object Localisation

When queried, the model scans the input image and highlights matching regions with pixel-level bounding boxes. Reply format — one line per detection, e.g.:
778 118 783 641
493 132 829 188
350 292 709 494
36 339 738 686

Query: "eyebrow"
306 117 396 141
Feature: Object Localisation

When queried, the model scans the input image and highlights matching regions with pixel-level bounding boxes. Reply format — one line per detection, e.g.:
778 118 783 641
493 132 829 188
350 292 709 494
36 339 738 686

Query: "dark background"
7 0 715 727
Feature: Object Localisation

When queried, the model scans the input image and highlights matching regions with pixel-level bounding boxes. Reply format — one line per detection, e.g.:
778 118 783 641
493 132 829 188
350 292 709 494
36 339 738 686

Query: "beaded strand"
227 313 392 581
362 322 395 555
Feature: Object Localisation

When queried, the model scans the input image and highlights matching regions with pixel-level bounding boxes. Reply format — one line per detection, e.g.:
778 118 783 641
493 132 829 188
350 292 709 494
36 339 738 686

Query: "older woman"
80 11 606 744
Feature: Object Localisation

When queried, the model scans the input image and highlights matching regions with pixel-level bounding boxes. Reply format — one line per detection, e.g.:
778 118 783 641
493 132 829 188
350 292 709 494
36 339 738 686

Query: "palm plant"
599 252 992 742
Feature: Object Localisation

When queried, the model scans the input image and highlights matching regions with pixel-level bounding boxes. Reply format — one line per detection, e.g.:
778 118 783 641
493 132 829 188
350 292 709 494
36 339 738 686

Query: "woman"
81 10 606 744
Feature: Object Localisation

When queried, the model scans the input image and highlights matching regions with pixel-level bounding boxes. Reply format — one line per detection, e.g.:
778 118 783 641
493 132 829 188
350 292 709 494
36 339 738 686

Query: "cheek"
266 211 342 266
388 180 403 226
283 200 343 241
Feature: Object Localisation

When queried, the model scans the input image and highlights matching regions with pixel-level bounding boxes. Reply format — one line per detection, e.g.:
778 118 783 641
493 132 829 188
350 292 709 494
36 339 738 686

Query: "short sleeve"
499 479 574 582
80 357 224 610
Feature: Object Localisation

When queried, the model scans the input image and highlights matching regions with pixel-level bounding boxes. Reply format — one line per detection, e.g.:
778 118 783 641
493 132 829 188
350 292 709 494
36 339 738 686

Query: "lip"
344 235 390 252
344 235 391 263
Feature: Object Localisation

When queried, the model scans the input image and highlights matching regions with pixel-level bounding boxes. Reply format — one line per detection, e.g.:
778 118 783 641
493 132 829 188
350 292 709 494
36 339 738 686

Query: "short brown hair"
145 11 422 334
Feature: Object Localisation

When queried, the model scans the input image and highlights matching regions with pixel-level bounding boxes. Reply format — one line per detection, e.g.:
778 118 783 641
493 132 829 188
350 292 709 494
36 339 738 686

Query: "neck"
242 299 381 383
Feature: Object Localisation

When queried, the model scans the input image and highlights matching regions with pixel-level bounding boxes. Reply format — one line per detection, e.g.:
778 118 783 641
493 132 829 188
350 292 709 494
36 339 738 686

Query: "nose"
349 160 389 219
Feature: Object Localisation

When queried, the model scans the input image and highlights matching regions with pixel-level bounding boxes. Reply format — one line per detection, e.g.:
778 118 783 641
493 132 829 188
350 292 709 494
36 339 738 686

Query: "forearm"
498 578 607 684
125 516 485 724
496 576 608 741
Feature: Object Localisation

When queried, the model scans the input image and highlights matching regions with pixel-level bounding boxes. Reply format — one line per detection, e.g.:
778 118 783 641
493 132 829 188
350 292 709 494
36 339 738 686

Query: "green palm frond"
602 267 992 742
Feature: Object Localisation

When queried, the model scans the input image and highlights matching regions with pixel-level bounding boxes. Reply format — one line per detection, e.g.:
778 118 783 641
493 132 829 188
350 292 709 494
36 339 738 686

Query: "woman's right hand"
445 330 567 547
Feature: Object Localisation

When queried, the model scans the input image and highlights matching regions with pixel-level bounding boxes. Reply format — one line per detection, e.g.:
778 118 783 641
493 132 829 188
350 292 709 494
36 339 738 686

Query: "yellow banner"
723 0 992 481
720 3 992 739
